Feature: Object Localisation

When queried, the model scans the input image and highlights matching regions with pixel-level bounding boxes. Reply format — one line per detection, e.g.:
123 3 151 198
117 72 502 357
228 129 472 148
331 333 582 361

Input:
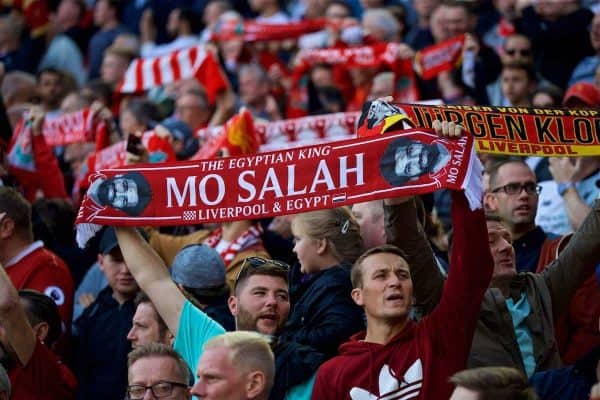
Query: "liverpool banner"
359 101 600 156
76 128 483 247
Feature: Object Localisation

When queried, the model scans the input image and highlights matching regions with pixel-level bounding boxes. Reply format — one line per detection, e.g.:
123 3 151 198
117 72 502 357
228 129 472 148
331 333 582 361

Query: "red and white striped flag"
118 46 229 104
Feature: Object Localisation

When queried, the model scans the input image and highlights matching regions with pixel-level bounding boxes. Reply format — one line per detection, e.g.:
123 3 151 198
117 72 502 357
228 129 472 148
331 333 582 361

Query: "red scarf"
211 19 328 42
204 225 263 263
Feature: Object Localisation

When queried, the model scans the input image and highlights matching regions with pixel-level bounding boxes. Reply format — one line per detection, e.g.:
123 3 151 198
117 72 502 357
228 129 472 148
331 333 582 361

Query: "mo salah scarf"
75 105 483 247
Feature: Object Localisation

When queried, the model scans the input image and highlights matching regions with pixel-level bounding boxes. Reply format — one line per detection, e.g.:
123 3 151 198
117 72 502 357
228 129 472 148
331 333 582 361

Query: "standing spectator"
405 0 441 50
140 8 201 58
126 343 190 400
520 0 595 89
73 227 139 400
0 245 76 400
237 63 282 121
100 45 136 90
0 187 74 333
569 13 600 86
191 332 275 399
88 0 129 80
174 89 213 131
36 68 66 115
312 130 493 399
482 0 519 53
500 61 536 107
283 208 365 358
127 292 174 348
250 0 289 23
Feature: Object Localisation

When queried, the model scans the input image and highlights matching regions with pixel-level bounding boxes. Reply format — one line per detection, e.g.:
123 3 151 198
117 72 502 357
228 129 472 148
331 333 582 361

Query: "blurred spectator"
368 71 395 100
174 88 212 131
238 63 282 120
119 97 161 137
88 0 129 80
520 0 595 89
0 14 44 74
482 0 518 53
36 68 66 115
569 12 600 86
100 45 136 89
250 0 290 23
54 0 91 53
500 61 536 107
111 32 141 56
531 83 564 107
140 7 201 58
405 0 441 50
73 227 139 400
200 0 233 42
1 71 36 108
362 8 401 42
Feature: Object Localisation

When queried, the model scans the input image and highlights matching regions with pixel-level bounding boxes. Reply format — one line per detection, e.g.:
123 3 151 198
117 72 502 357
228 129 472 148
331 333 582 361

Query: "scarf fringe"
463 143 484 210
76 222 103 248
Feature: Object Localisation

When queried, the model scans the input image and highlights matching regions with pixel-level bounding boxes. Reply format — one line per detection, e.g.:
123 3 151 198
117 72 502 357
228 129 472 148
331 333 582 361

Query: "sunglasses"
234 257 291 288
505 48 532 57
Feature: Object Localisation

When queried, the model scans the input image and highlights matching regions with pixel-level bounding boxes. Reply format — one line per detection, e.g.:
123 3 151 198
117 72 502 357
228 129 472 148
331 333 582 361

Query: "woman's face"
292 221 322 274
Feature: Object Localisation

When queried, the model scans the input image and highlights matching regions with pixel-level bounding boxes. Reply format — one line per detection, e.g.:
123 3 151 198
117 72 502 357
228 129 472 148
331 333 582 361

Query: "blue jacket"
74 286 135 400
281 263 365 359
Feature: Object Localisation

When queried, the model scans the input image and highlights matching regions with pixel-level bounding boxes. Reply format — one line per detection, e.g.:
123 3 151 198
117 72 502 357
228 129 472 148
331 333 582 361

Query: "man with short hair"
74 227 139 400
0 238 76 400
449 366 538 400
312 186 493 399
500 61 536 107
88 0 128 79
191 331 275 399
0 187 74 334
127 292 174 348
126 343 191 400
140 7 201 58
174 89 212 131
36 68 65 114
115 227 324 400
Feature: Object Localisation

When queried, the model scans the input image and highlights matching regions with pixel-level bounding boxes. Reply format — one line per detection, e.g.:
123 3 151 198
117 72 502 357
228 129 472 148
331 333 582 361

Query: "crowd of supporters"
0 0 599 399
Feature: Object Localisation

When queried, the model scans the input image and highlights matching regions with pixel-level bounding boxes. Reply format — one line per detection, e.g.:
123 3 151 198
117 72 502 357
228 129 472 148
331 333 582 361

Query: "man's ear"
32 321 49 344
0 217 14 240
351 288 364 306
485 192 499 212
245 370 266 399
228 295 238 316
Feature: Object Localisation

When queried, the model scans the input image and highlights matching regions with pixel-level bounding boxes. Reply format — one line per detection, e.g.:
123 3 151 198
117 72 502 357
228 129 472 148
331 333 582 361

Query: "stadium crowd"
0 0 599 399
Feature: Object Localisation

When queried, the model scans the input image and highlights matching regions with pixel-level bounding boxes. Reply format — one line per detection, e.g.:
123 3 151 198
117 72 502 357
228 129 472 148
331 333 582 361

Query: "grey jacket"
386 198 600 376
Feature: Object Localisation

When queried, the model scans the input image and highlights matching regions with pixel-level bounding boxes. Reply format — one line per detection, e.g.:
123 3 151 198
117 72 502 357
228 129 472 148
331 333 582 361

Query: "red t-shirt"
9 340 77 400
6 243 74 328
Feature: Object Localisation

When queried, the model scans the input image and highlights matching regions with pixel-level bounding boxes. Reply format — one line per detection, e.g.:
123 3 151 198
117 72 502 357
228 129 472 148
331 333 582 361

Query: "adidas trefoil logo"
349 359 423 400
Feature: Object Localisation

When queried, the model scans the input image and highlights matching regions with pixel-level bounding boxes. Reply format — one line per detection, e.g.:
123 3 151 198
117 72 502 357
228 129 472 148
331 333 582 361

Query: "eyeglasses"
234 256 290 288
126 381 188 400
505 48 532 57
491 182 542 195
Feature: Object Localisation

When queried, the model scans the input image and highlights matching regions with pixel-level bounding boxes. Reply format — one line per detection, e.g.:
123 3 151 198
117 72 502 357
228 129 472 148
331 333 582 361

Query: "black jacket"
281 263 365 359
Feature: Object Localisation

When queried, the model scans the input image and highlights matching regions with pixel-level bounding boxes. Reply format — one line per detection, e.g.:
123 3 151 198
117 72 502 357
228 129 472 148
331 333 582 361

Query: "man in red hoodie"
312 131 494 400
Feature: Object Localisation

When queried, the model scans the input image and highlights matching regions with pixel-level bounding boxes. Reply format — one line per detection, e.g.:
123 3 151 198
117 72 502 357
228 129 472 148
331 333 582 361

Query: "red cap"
563 82 600 107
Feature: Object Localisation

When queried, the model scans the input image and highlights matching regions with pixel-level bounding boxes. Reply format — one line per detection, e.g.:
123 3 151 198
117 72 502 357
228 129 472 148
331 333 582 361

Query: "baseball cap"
563 82 600 107
98 227 147 255
171 244 228 297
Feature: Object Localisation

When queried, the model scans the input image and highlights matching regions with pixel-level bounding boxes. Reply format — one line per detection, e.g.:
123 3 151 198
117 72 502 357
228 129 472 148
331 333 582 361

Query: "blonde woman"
280 207 365 358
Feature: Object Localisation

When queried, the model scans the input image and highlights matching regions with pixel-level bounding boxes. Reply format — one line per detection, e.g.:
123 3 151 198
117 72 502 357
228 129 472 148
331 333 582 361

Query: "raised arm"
115 226 186 336
542 199 600 316
384 197 445 318
0 218 36 365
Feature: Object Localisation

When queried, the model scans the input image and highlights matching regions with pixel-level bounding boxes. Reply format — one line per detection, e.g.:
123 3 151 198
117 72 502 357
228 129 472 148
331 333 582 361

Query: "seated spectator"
281 208 365 358
191 331 275 399
73 227 140 400
449 367 538 399
0 254 76 400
